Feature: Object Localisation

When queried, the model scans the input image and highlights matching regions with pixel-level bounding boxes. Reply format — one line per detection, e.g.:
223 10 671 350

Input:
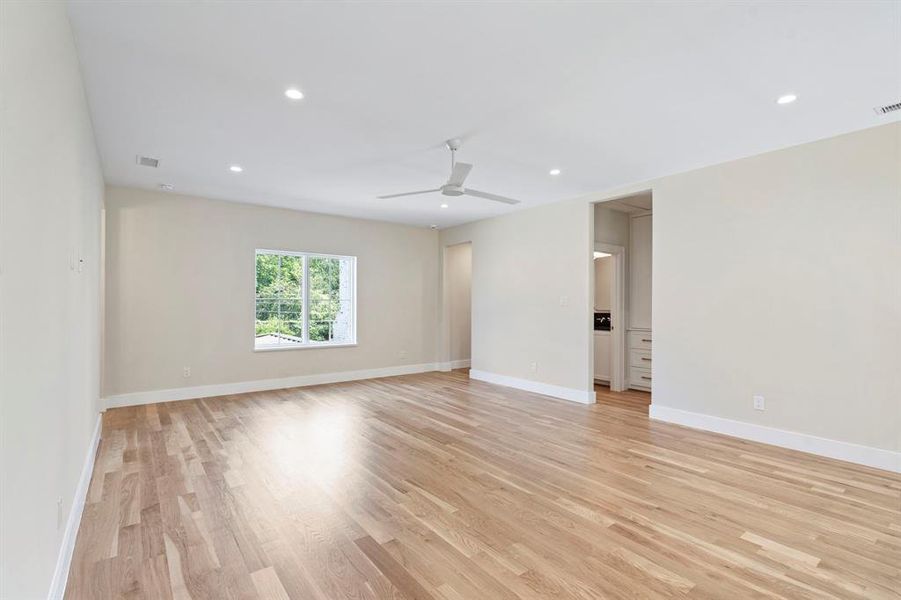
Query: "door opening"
592 193 652 412
446 242 472 370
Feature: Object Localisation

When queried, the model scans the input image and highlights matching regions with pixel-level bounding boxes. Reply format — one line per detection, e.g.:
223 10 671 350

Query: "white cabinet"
627 213 652 391
629 214 652 330
628 330 652 351
627 331 652 390
593 332 611 382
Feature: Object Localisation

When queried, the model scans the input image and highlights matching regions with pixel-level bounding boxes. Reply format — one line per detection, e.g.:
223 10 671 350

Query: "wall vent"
874 102 901 115
136 155 159 168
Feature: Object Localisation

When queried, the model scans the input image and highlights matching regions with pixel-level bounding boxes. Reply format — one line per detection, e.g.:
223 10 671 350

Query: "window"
255 250 356 349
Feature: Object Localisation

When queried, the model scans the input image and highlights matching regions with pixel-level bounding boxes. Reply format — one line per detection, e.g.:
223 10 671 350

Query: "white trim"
437 359 472 371
650 405 900 474
48 413 102 600
103 363 439 409
469 369 596 405
253 342 358 352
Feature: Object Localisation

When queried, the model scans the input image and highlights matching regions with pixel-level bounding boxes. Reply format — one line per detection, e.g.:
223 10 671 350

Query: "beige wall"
0 2 105 597
594 205 630 247
446 243 472 362
104 187 440 396
594 204 630 316
440 199 594 392
441 122 900 454
594 257 613 311
652 123 900 453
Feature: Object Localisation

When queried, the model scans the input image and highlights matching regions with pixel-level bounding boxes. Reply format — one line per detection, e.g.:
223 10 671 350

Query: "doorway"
445 242 472 370
592 193 653 411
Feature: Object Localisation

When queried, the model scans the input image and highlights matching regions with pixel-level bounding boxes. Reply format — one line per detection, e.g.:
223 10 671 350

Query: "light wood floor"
66 370 901 599
594 382 651 414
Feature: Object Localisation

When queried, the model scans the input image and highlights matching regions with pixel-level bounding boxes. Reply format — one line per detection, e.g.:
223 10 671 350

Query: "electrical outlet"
183 366 191 378
398 350 408 360
57 497 63 530
529 361 538 372
559 295 569 307
753 395 765 411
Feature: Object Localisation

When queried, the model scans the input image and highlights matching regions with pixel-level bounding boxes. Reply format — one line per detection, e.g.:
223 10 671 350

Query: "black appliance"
594 311 611 331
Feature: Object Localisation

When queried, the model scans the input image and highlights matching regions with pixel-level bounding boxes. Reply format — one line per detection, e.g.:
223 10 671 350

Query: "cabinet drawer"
629 331 653 351
630 349 652 370
594 333 611 380
629 367 652 388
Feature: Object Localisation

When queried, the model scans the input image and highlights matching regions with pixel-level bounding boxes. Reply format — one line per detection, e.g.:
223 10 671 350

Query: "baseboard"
650 405 900 474
469 369 596 405
103 363 440 409
48 413 102 600
437 359 471 371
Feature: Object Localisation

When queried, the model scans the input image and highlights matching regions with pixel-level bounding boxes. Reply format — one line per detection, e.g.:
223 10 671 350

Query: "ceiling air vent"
874 102 901 115
136 155 159 168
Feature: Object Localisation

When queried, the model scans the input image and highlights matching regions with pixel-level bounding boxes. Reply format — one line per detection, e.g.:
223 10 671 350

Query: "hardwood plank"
65 370 901 599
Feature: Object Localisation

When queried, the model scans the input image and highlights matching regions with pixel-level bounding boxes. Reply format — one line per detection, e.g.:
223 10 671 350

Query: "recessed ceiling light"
776 94 797 105
284 88 304 100
229 165 243 173
440 203 449 209
549 168 561 176
159 183 174 191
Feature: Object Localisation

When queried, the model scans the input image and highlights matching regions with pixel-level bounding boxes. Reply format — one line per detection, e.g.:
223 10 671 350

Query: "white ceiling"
67 1 900 228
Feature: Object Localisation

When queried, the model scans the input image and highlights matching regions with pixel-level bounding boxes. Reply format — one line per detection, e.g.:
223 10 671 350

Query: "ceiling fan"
377 139 520 205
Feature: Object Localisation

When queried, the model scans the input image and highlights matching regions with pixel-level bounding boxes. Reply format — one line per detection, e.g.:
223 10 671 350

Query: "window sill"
254 342 358 353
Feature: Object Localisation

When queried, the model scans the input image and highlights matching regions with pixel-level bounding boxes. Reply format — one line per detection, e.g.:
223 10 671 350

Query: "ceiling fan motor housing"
441 184 465 196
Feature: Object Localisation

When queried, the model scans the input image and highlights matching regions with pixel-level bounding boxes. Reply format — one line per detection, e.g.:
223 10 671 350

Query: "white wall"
440 199 594 397
594 203 630 317
594 257 613 311
446 242 472 363
0 2 104 597
594 205 630 247
653 123 900 455
628 213 653 331
441 123 900 457
104 186 439 397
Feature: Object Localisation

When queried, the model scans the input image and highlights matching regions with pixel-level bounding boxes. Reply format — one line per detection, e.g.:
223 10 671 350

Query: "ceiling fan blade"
377 188 441 199
463 188 520 205
447 162 473 186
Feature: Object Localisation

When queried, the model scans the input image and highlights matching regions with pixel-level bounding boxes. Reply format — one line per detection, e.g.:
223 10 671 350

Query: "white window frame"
254 249 357 351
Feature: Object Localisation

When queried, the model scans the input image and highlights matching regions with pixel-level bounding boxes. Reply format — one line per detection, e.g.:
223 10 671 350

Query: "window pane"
276 299 302 319
256 252 304 347
279 255 302 298
255 299 276 321
309 256 353 343
255 253 280 295
256 251 353 348
309 299 353 343
281 321 304 341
